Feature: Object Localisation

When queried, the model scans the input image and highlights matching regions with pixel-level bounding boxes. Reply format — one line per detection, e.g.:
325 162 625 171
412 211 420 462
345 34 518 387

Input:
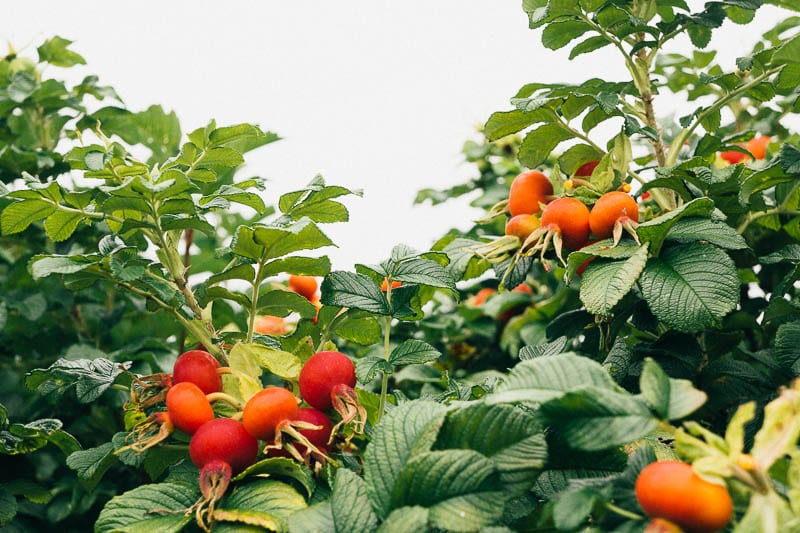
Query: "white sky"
4 2 791 269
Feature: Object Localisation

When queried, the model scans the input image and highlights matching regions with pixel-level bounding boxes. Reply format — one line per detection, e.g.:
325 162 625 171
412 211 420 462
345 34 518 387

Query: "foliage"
2 2 800 531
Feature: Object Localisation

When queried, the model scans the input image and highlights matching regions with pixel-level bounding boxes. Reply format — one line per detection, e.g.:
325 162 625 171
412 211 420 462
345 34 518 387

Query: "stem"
246 260 266 344
377 282 393 423
666 66 783 167
42 199 126 225
605 503 643 521
738 208 800 234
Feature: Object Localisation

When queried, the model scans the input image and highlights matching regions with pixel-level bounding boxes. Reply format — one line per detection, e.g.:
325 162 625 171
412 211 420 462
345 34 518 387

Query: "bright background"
4 2 789 268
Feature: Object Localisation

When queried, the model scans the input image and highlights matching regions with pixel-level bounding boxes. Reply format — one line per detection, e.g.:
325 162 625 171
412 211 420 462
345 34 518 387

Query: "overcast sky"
5 2 790 269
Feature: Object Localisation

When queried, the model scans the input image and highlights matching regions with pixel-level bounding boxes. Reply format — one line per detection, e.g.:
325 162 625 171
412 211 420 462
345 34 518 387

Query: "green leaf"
229 342 301 384
332 468 379 533
321 271 390 315
579 244 649 317
196 146 244 168
66 443 116 492
0 418 67 455
330 312 382 345
773 33 800 65
775 322 800 374
666 217 748 250
28 254 98 279
1 199 57 235
390 450 504 532
253 218 334 259
488 353 618 405
37 36 86 67
542 21 592 50
639 243 739 333
391 258 456 291
233 457 315 498
288 502 334 533
389 340 441 366
25 358 130 403
640 358 706 420
363 400 447 518
256 289 317 319
565 240 642 281
553 488 596 531
261 256 331 278
376 506 429 533
518 123 573 169
434 402 547 495
214 479 306 532
639 358 670 418
44 210 84 242
95 483 198 533
570 35 612 59
278 177 360 223
356 357 394 384
0 487 16 527
540 387 657 451
558 144 604 175
637 197 715 255
484 110 549 141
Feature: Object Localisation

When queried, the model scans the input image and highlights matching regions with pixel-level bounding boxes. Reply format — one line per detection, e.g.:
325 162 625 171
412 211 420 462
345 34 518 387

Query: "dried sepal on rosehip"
188 418 258 532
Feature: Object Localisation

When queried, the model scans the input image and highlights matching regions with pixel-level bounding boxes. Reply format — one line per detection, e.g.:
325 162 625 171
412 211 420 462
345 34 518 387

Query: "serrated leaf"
553 488 596 531
519 336 569 360
28 254 99 280
95 483 198 533
253 218 334 259
666 217 748 250
775 322 800 374
231 343 301 383
321 271 390 315
215 479 306 532
434 402 546 495
488 353 618 404
389 340 441 366
66 443 116 492
639 243 739 333
37 36 86 67
773 33 800 65
1 199 57 235
332 468 379 533
331 313 382 345
484 110 549 141
256 289 317 319
356 356 392 384
260 256 331 278
580 244 649 317
640 358 670 417
565 240 642 282
363 400 447 518
0 487 16 527
233 457 315 498
391 258 456 291
570 35 611 59
376 506 429 533
288 502 334 533
637 197 715 255
393 451 504 532
25 358 130 403
44 210 84 242
518 123 573 169
540 387 657 451
542 20 592 50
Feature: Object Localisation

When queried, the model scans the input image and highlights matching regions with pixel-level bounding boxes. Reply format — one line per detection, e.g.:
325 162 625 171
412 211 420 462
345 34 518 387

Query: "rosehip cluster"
478 166 641 271
123 347 363 532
